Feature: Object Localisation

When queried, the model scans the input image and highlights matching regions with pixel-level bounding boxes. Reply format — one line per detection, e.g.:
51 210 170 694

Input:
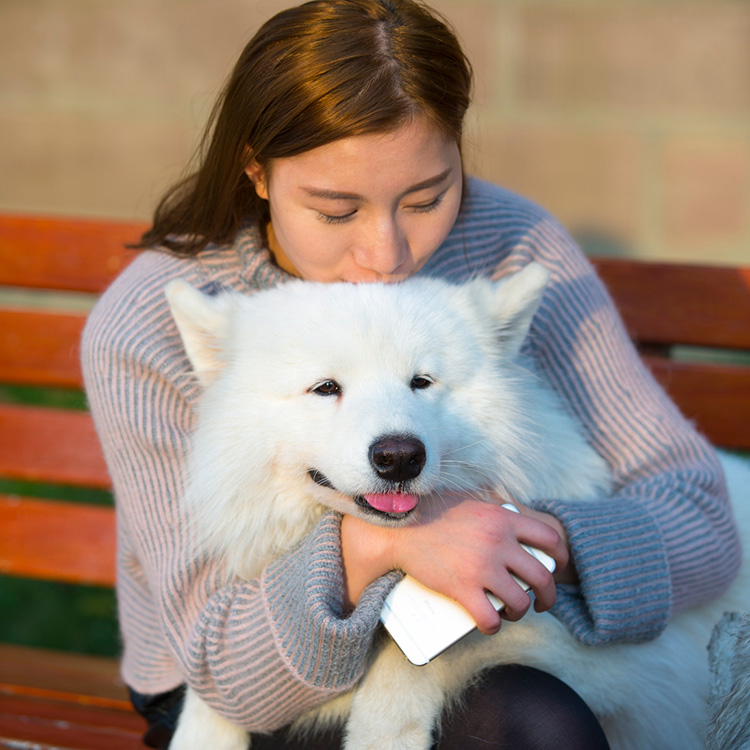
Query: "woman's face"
247 117 463 283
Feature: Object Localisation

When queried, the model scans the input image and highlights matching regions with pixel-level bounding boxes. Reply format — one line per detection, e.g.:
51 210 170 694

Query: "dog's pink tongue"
364 492 419 514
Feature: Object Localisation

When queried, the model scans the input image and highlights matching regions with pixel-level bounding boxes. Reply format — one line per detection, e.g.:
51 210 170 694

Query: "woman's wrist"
340 514 398 610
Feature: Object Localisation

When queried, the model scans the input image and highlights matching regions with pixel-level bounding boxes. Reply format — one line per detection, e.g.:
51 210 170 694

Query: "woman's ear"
244 158 269 200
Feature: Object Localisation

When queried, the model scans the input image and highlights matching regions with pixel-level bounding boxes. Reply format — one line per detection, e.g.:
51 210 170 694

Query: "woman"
81 1 740 748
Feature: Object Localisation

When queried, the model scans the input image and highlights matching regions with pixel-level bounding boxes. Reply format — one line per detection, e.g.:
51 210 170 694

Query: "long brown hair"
138 0 473 255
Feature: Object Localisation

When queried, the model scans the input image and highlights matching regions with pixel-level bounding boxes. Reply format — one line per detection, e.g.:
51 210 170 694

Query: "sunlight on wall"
1 0 748 264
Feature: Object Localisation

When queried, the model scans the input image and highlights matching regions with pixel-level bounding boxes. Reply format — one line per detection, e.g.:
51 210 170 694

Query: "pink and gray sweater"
81 177 741 731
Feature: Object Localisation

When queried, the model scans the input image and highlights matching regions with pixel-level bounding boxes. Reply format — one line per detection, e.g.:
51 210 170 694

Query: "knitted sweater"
81 177 741 731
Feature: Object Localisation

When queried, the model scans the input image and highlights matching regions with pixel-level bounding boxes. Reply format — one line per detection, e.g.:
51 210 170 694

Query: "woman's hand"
340 493 572 634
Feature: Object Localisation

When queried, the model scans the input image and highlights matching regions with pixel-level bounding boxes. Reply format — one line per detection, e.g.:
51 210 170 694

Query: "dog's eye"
410 374 434 391
309 379 341 397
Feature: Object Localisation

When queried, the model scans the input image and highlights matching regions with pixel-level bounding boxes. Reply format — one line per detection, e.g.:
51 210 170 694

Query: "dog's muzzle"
308 435 426 520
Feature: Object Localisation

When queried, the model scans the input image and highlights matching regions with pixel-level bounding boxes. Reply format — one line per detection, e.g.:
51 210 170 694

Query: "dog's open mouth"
308 469 419 519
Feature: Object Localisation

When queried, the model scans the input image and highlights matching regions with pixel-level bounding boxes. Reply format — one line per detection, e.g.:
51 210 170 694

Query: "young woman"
81 1 740 748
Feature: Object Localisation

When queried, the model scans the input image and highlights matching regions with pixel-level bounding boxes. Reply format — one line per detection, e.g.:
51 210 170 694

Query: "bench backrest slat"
0 404 110 489
0 214 143 292
0 495 116 586
0 308 87 389
593 259 750 350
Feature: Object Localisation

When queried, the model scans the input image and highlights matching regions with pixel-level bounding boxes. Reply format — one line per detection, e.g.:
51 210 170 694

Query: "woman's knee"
436 664 610 750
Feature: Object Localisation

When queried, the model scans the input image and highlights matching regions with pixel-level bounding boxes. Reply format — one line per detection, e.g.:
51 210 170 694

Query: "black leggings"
130 664 610 750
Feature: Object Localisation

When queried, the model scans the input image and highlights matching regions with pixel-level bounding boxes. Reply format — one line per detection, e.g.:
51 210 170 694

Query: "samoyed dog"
165 263 748 750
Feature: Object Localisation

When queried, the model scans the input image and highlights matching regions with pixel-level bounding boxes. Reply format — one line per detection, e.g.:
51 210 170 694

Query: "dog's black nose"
369 436 426 482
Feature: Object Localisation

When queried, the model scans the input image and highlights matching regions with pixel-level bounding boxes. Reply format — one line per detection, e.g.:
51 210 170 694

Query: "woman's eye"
316 211 356 225
410 374 434 391
409 194 444 214
309 379 342 396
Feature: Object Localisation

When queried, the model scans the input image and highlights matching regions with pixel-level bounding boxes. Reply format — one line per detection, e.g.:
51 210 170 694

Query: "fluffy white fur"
165 264 749 750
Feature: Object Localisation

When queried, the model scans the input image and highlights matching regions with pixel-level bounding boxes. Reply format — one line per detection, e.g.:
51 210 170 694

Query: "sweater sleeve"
516 218 742 646
80 258 396 731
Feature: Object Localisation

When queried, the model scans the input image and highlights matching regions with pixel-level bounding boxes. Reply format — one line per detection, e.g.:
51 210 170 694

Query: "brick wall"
1 0 748 264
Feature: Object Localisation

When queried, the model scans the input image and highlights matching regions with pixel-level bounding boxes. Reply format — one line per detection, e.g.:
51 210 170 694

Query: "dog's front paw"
343 641 442 750
172 716 249 750
344 728 433 750
170 687 250 750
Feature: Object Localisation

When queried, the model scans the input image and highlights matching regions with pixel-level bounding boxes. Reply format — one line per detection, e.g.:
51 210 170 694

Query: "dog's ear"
488 262 550 358
164 280 234 386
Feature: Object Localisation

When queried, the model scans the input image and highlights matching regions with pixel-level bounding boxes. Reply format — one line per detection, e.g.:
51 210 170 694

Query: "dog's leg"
170 686 250 750
344 642 444 750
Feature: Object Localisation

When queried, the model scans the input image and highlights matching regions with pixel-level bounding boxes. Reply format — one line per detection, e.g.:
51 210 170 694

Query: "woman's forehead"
266 119 462 197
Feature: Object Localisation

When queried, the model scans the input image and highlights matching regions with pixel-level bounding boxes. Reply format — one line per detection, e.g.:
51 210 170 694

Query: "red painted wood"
0 308 87 389
0 644 128 709
0 693 143 750
0 404 110 489
0 496 115 586
593 257 750 350
0 214 143 293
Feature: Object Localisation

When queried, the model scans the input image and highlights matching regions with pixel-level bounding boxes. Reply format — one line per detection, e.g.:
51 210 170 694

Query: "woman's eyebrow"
300 168 453 201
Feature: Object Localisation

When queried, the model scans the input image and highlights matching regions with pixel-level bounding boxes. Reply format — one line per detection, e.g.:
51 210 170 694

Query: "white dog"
165 264 748 750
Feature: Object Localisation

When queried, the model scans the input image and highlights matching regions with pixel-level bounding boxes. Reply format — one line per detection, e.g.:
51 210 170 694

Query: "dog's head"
164 264 552 564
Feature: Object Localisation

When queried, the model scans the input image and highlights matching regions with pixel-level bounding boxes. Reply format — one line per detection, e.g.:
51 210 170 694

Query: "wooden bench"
1 213 749 749
0 215 146 749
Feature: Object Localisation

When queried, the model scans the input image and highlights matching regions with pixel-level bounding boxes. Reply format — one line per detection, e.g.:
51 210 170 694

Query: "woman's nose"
354 218 410 275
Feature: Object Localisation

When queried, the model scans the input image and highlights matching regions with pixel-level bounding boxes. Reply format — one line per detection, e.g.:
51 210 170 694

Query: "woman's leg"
436 664 610 750
129 685 186 750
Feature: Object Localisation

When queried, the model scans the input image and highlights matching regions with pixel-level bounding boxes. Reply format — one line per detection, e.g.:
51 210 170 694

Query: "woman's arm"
509 217 741 645
342 206 741 648
81 255 392 732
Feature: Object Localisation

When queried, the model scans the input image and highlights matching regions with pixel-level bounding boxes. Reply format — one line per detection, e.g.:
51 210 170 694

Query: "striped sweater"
81 177 741 731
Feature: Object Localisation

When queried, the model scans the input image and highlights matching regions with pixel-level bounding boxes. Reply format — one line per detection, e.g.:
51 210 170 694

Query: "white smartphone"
379 504 556 666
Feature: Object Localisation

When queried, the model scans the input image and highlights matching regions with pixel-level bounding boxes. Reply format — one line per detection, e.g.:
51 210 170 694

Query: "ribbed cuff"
532 497 672 646
261 511 399 691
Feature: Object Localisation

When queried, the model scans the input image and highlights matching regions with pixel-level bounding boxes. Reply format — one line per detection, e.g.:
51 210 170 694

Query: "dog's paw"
344 717 433 750
170 687 250 750
344 733 432 750
171 723 249 750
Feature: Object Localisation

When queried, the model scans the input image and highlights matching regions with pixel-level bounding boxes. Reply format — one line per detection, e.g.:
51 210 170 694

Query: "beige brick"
516 5 750 115
429 0 500 107
660 137 750 249
0 0 490 118
0 1 289 118
466 124 642 248
0 113 197 218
